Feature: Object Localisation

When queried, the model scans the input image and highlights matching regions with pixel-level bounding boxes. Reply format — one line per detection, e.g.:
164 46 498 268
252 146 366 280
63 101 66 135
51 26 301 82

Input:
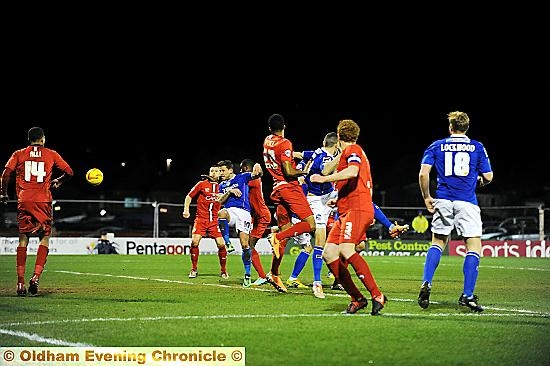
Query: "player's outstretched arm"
282 160 307 179
311 165 358 184
251 163 263 179
321 155 339 176
182 195 193 218
389 222 410 239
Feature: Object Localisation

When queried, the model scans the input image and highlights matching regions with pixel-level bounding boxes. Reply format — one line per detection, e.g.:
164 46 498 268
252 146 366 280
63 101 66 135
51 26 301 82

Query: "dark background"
2 0 549 209
2 68 549 207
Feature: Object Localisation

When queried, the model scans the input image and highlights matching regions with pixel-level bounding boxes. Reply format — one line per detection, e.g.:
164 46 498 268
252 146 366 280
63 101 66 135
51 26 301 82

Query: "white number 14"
25 161 47 182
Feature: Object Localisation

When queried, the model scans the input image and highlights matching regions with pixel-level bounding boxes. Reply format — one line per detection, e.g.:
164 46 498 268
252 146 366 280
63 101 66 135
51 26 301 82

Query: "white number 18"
444 152 470 177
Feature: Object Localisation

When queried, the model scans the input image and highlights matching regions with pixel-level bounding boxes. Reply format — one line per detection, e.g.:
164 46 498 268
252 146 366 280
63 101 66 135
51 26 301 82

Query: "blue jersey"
304 147 336 196
421 134 492 205
296 150 314 170
296 150 314 195
219 172 253 211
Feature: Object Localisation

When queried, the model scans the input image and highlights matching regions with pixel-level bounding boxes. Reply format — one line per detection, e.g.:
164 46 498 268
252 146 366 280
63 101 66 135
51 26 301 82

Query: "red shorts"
192 218 222 239
251 209 272 239
326 210 373 245
270 184 313 226
17 201 52 236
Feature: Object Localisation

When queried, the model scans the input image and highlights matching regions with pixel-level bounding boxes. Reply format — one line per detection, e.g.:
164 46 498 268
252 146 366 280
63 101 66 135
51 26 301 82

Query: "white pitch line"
480 265 550 271
54 270 273 292
377 260 550 272
1 311 549 329
381 312 550 318
48 271 449 301
0 328 94 346
51 270 550 316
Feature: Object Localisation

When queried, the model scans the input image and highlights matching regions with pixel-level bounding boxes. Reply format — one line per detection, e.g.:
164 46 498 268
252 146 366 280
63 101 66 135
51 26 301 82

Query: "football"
86 168 103 186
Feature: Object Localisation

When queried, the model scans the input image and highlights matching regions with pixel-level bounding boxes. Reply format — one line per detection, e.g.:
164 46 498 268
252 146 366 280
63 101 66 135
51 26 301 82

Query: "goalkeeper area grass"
1 254 549 365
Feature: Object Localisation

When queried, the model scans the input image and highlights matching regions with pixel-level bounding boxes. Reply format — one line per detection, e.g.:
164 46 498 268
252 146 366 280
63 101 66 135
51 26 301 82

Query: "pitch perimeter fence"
0 200 547 241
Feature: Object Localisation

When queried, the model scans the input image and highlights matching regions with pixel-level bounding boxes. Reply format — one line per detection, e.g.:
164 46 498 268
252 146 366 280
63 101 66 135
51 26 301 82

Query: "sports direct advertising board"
448 240 549 258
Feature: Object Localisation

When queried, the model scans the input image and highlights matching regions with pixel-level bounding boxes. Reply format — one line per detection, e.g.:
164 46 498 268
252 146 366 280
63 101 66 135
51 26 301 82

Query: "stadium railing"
0 200 547 240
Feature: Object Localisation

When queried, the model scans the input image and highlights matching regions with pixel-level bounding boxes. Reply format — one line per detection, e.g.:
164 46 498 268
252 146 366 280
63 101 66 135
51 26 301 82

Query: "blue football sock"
242 247 251 276
422 245 443 284
291 250 310 279
463 251 480 297
219 218 230 244
312 246 324 282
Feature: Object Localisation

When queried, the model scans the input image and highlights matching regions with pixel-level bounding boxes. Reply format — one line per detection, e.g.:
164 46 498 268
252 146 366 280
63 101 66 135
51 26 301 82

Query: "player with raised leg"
262 114 316 293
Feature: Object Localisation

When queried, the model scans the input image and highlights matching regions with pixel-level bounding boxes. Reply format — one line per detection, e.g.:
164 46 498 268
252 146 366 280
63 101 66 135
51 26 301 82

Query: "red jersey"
248 178 271 217
4 145 73 203
262 134 300 188
248 177 272 238
187 179 221 222
335 144 374 214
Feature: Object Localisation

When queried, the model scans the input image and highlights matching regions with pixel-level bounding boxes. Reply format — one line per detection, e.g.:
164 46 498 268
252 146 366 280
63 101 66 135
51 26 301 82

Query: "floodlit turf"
1 254 549 365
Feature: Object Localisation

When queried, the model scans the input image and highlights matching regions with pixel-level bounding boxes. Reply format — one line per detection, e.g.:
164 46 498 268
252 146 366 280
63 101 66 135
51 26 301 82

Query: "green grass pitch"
1 254 549 365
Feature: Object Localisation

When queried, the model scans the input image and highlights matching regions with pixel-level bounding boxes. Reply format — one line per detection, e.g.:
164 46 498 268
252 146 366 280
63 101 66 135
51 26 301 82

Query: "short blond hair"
337 119 360 143
448 111 469 133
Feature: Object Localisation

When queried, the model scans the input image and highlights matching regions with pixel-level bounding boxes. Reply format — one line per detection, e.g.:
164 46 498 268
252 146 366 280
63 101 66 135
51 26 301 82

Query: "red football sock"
190 246 199 271
33 245 49 277
16 246 27 283
326 259 340 279
251 248 266 278
337 258 364 301
276 222 311 241
347 253 381 298
218 245 227 273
